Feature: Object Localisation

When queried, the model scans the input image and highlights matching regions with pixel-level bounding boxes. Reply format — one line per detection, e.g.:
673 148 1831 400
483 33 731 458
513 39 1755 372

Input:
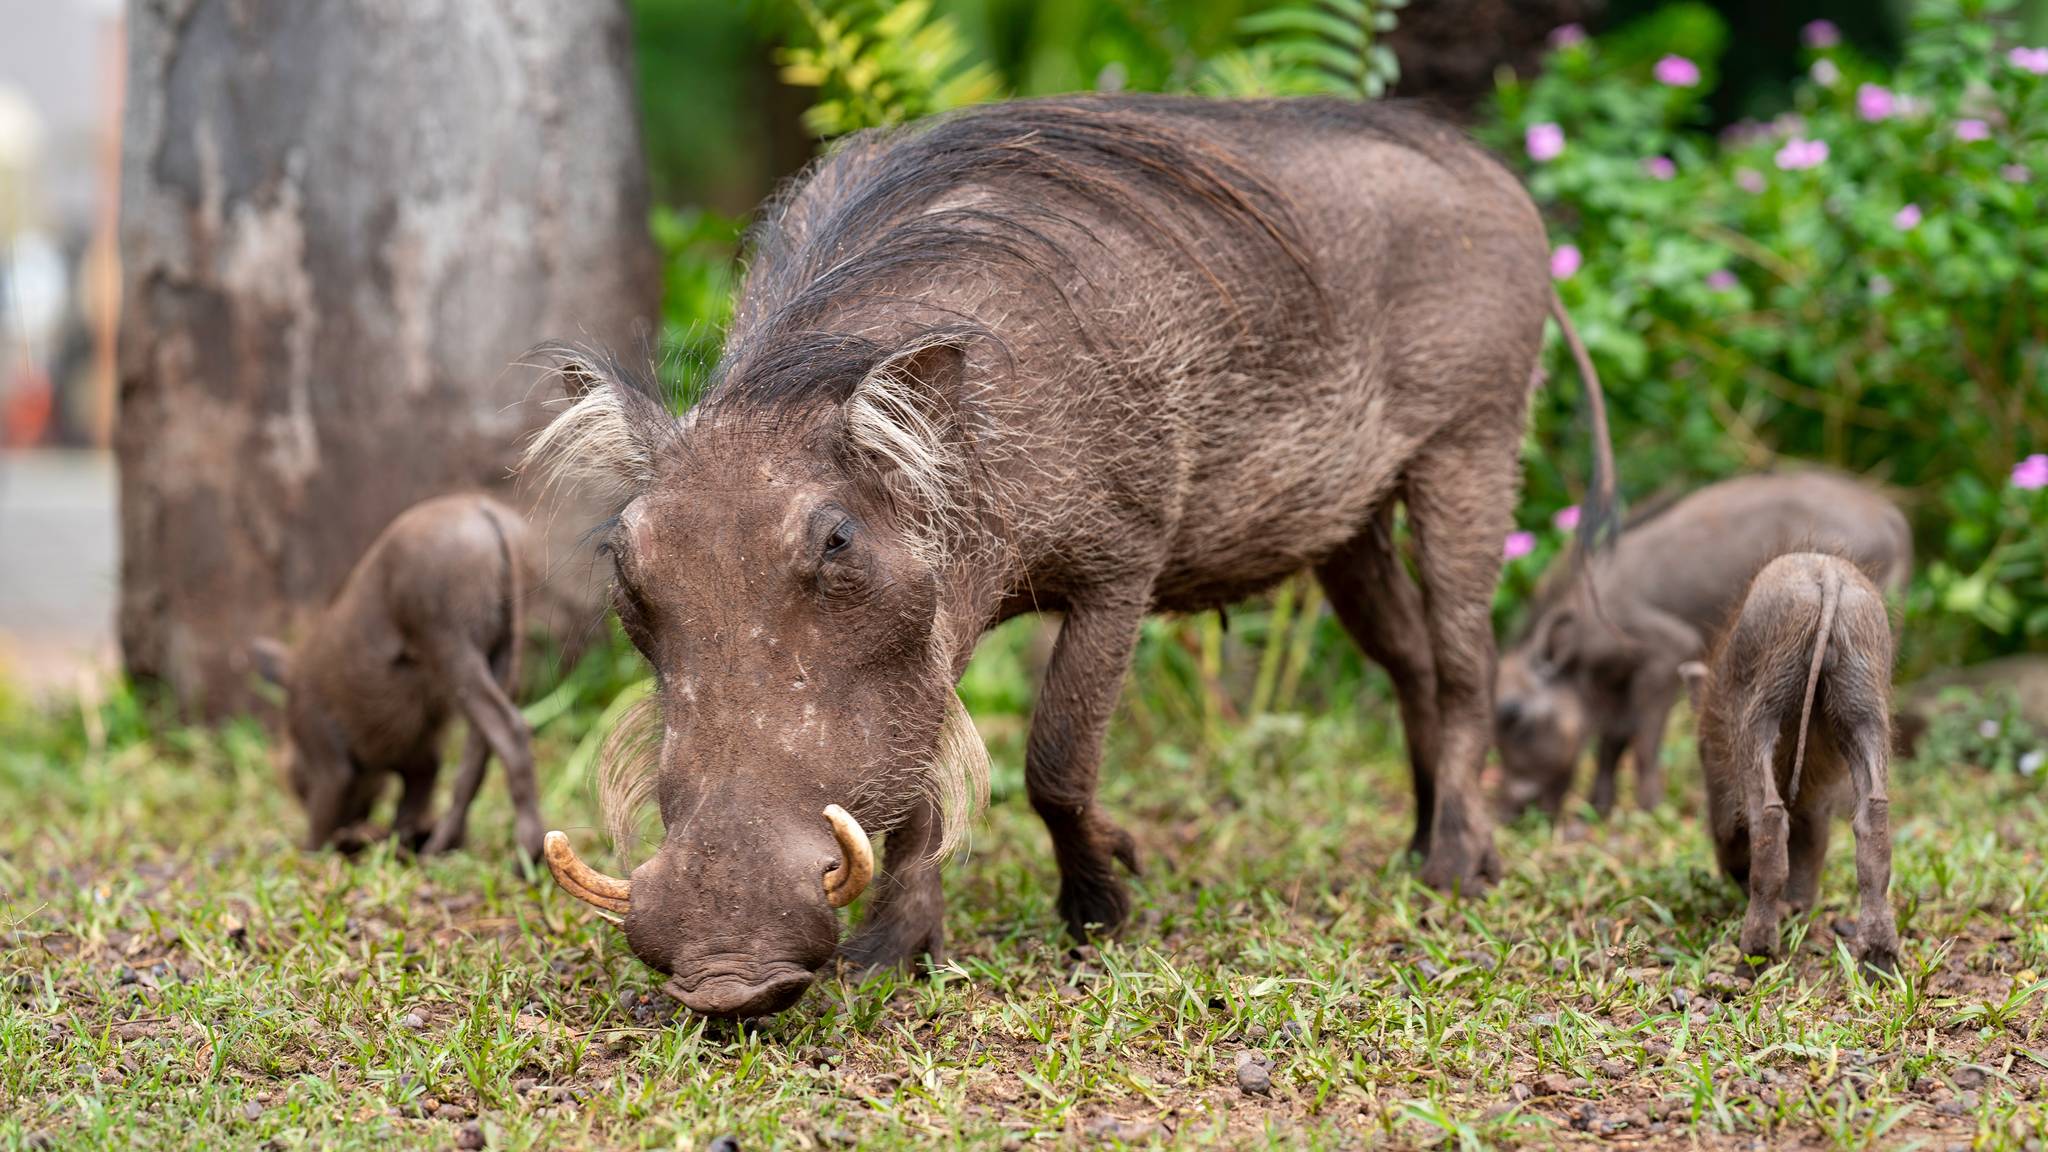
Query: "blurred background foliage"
623 0 2048 771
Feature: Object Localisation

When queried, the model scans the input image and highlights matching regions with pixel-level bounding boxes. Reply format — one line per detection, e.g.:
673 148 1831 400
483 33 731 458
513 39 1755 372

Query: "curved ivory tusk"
543 830 632 915
822 804 873 908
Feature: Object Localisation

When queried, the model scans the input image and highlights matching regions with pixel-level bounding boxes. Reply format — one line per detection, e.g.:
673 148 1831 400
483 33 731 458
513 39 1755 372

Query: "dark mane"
710 95 1442 413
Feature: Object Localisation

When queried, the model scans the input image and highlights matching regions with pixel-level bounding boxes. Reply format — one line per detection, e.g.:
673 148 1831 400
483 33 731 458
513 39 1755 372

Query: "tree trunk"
118 0 657 717
1387 0 1606 119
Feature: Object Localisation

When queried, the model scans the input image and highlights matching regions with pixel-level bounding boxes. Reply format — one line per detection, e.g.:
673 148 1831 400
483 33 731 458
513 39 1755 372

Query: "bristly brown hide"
523 93 1622 1017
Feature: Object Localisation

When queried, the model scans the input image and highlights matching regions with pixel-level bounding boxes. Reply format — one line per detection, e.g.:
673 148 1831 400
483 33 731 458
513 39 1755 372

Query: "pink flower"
1504 531 1538 561
1643 156 1676 180
1802 20 1840 49
1893 203 1922 230
2002 163 2031 182
1654 55 1700 87
1955 119 1990 142
2010 47 2048 75
1857 84 1895 121
1735 167 1767 193
1775 137 1829 171
1706 269 1738 291
1548 24 1587 49
2013 454 2048 490
1552 505 1581 532
1526 122 1565 163
1550 243 1582 280
1810 58 1841 87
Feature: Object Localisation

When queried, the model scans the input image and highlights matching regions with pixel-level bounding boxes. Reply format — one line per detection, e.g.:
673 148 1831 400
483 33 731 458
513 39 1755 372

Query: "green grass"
2 624 2045 1151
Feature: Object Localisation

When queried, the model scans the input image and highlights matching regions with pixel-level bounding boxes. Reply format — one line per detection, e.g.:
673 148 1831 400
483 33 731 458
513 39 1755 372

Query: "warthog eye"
823 518 855 558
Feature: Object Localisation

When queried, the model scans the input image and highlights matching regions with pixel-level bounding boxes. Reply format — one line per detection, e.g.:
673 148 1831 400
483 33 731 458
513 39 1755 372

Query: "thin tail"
477 501 525 695
1790 567 1842 805
1548 292 1618 558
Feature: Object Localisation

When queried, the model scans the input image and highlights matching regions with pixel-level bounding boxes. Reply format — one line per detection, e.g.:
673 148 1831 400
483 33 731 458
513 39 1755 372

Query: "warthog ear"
522 343 676 506
250 638 292 687
1677 660 1710 709
1533 609 1580 675
842 338 971 561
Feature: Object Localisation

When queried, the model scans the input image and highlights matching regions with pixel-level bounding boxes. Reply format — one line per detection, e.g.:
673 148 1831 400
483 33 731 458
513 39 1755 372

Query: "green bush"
1486 0 2048 666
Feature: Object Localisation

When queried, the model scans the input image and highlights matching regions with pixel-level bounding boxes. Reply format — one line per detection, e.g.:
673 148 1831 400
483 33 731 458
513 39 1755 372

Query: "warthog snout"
1492 650 1590 820
545 807 874 1017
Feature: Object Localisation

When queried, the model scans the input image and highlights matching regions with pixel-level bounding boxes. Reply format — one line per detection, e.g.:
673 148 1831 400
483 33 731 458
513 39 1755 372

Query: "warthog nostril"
1496 698 1525 728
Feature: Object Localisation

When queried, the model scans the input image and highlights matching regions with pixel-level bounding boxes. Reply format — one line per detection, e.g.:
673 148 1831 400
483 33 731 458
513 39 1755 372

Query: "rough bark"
118 0 657 716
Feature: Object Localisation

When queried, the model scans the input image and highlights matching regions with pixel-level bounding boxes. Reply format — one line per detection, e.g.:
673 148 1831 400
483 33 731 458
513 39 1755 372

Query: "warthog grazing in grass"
1495 472 1910 820
1679 552 1900 971
253 494 542 861
532 94 1613 1018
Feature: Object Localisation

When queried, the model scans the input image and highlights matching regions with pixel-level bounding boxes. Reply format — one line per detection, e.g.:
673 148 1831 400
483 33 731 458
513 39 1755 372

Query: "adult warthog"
533 95 1611 1017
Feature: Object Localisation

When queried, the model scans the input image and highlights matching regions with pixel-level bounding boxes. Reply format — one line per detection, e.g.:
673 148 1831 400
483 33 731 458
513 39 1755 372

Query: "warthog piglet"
253 494 543 861
1680 551 1899 971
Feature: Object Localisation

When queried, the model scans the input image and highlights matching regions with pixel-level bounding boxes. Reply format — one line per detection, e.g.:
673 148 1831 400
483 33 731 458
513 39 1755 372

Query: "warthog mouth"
664 964 816 1018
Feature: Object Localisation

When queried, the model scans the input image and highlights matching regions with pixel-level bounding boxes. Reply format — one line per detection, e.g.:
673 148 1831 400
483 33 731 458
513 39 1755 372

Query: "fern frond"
778 0 1001 137
1201 0 1405 100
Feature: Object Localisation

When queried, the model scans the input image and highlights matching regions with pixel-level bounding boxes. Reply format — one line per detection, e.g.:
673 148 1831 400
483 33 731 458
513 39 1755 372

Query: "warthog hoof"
1417 831 1500 895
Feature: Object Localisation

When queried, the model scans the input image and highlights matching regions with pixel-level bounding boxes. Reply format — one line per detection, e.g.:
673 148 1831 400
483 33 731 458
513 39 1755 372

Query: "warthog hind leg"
1315 500 1441 861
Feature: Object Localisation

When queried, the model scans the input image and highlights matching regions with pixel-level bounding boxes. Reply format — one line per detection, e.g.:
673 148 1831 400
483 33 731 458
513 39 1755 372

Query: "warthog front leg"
1589 732 1627 819
1316 502 1441 861
1619 607 1698 814
421 728 490 856
393 755 442 853
1785 807 1830 914
840 796 947 976
1028 591 1145 939
1738 726 1789 959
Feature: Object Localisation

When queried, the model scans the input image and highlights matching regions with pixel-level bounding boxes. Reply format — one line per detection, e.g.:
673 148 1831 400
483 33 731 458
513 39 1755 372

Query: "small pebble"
706 1138 741 1152
455 1123 486 1150
1702 971 1744 996
1234 1052 1272 1096
242 1101 263 1122
400 1011 427 1031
